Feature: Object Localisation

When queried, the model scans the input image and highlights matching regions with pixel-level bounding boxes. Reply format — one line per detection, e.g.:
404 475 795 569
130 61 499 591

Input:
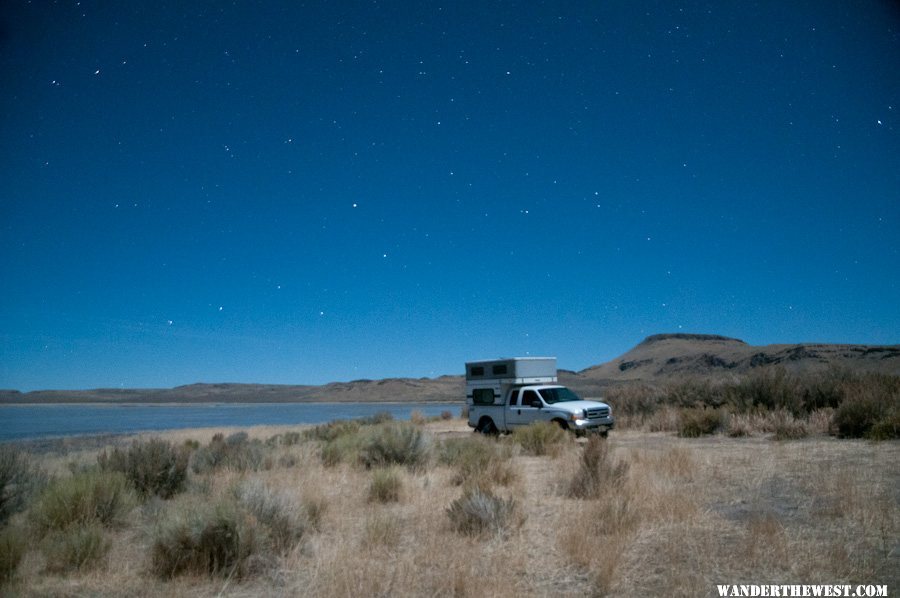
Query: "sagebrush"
98 438 190 499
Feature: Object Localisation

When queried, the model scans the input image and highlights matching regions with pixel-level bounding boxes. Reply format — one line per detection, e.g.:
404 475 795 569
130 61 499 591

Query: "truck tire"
553 419 568 431
476 417 498 435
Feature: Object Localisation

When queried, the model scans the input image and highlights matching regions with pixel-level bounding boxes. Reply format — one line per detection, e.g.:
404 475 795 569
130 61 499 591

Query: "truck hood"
547 400 610 413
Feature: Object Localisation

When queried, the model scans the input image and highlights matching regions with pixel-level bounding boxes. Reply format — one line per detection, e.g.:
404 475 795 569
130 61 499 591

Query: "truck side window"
508 389 518 406
521 390 539 407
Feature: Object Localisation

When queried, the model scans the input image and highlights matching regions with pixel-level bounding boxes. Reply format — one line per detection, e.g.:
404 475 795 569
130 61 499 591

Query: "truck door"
506 388 526 429
513 389 544 427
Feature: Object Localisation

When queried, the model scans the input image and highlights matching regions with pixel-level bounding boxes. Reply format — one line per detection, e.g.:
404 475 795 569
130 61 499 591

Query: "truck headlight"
569 412 580 422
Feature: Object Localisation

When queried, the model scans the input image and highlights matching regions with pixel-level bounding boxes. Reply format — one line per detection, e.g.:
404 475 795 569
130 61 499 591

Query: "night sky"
1 1 898 391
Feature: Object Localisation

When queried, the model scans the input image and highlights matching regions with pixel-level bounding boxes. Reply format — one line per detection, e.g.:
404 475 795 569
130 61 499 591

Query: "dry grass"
3 421 898 597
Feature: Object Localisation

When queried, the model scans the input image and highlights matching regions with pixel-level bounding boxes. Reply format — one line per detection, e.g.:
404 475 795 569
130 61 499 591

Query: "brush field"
1 417 897 597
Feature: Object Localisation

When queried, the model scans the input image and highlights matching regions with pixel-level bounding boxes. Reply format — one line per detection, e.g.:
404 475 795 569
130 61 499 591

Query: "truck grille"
585 407 610 419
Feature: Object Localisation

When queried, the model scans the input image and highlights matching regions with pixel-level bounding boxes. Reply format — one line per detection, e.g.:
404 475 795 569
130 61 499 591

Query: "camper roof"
465 357 557 383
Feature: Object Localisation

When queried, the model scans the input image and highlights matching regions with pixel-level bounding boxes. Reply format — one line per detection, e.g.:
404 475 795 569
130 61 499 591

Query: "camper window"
472 388 494 405
470 366 485 377
492 364 508 375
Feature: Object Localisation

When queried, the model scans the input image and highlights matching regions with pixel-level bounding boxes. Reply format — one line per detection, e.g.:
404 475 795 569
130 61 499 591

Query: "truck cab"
465 357 614 436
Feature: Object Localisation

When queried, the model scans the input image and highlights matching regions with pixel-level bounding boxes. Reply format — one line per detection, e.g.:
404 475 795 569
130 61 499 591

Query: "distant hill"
2 334 898 403
0 377 463 404
560 333 900 398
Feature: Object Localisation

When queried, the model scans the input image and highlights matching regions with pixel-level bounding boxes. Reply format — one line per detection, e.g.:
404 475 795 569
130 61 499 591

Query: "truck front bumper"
571 417 615 434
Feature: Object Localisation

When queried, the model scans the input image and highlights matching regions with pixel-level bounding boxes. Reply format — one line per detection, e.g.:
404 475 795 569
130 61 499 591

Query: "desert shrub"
567 436 628 499
677 407 723 437
410 410 427 426
665 378 728 409
438 436 517 488
832 375 900 439
0 525 26 584
98 438 189 499
183 439 200 450
440 410 453 421
729 368 802 414
150 498 261 579
833 399 882 438
304 419 362 443
358 422 431 470
234 480 310 553
191 432 268 474
446 487 523 536
320 432 365 467
281 431 302 446
512 421 569 456
368 468 403 503
30 471 135 535
604 383 666 417
869 411 900 440
460 405 469 419
801 367 853 411
277 453 298 468
264 432 303 448
0 446 47 525
360 411 394 426
43 524 110 573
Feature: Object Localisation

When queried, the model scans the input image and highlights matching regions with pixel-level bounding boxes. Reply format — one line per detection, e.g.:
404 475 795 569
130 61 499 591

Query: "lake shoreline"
0 401 463 444
0 399 463 407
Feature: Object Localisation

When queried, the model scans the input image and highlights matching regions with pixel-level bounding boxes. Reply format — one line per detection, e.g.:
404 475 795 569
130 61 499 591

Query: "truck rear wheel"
476 418 498 435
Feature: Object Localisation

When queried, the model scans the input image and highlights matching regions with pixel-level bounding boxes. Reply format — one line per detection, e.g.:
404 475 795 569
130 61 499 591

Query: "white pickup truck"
465 357 615 436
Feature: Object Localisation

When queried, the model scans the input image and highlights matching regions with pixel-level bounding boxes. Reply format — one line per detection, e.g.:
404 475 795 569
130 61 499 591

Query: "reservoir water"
0 402 462 442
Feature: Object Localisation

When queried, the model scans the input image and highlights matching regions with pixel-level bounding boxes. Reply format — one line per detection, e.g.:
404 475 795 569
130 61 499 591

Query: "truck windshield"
538 387 581 404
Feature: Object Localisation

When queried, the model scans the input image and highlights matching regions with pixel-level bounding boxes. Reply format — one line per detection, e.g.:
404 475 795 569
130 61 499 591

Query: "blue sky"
1 1 898 390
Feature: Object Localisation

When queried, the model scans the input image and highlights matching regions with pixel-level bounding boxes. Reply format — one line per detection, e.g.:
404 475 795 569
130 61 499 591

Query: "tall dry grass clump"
560 488 641 595
191 432 269 474
42 524 110 573
29 471 135 535
409 410 427 426
304 419 362 442
98 437 190 499
511 421 569 456
0 446 47 525
446 486 523 537
770 410 809 440
233 479 312 554
367 467 403 503
0 525 26 584
567 437 628 499
438 435 517 488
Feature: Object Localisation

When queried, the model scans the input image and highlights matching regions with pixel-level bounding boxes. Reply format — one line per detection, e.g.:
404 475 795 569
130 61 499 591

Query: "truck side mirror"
530 398 543 409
